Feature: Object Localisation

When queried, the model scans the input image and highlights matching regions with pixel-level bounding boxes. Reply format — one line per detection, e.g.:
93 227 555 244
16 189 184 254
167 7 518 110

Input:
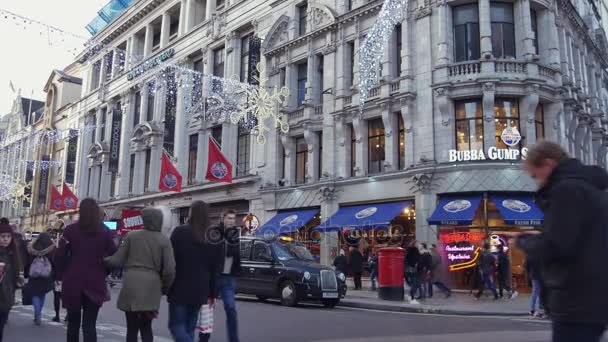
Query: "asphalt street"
1 288 600 342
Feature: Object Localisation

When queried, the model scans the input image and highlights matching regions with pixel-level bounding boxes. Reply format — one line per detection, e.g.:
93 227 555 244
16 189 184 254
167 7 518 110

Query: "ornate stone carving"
406 173 438 193
435 87 451 126
414 7 432 20
264 15 290 50
483 82 495 92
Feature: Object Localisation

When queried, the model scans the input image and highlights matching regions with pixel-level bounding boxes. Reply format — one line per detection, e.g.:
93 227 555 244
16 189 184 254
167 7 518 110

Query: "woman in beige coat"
105 207 176 342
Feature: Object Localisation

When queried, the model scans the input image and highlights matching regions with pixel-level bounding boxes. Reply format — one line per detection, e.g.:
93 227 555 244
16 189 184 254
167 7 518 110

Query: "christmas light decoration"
0 175 31 209
0 124 99 153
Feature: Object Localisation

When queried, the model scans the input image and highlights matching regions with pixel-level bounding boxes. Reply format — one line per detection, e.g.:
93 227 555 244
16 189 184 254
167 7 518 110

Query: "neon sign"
440 232 485 271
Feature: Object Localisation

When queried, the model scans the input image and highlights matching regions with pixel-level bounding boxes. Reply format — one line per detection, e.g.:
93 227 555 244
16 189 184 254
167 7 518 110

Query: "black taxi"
237 236 347 307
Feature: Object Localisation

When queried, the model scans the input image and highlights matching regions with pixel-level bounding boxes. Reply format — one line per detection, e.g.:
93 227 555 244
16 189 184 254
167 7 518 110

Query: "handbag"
196 304 214 334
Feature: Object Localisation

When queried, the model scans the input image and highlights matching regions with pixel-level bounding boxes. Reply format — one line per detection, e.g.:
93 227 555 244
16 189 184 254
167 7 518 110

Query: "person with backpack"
26 232 55 325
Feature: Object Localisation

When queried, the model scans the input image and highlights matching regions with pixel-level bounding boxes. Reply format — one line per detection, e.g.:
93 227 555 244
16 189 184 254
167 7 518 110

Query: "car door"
251 241 278 297
236 239 254 294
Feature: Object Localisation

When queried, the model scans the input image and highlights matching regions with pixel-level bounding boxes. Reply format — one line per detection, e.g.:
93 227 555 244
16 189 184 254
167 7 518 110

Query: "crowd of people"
0 198 242 342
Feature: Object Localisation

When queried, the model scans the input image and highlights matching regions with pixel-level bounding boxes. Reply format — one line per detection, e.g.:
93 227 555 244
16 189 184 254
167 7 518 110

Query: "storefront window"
398 115 405 170
455 100 484 151
535 104 544 140
368 119 385 174
494 98 520 149
295 137 308 184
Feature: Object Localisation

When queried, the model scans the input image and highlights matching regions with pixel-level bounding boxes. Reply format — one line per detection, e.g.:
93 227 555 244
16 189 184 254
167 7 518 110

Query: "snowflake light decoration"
0 176 31 209
230 62 290 145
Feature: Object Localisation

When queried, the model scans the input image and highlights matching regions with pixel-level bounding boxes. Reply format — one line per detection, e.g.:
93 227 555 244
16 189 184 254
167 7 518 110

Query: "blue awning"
256 209 319 236
316 201 413 232
490 195 544 226
427 196 483 226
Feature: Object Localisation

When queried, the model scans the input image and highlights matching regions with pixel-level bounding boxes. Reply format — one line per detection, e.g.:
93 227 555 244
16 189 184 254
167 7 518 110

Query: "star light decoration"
0 175 31 209
229 62 290 145
358 0 408 111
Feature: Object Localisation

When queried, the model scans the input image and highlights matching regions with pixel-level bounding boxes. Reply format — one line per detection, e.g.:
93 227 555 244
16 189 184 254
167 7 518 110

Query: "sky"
0 0 108 115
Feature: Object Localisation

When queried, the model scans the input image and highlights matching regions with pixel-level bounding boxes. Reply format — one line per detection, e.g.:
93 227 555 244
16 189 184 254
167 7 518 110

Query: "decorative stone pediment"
87 142 109 167
263 15 290 50
130 122 163 149
309 1 337 31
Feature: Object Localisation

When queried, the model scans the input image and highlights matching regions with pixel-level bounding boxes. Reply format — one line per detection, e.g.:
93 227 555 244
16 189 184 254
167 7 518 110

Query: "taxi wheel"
322 299 339 308
279 281 298 307
256 295 268 302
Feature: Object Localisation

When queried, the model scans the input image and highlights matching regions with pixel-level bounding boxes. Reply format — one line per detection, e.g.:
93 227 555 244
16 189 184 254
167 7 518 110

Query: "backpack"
29 256 52 278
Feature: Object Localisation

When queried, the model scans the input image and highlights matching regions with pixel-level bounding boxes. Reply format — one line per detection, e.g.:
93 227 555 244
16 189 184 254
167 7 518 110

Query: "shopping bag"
196 304 214 334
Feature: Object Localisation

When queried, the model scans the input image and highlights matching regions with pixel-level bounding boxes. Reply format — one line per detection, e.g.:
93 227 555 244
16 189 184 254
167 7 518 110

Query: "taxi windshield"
272 242 315 261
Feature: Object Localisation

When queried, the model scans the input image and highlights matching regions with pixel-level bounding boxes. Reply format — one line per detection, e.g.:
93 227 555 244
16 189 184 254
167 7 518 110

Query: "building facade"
73 0 608 268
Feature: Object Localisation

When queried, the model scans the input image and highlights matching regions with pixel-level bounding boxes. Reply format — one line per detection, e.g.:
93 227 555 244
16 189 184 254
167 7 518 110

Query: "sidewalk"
340 278 532 317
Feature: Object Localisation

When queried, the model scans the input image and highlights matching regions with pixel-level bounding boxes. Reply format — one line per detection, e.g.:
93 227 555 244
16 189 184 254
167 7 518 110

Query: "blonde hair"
526 140 569 167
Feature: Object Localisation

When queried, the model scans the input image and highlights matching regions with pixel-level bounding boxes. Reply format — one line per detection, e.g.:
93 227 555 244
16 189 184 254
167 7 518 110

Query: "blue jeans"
530 279 544 312
219 275 240 342
370 270 378 290
552 321 606 342
169 303 201 342
32 294 46 320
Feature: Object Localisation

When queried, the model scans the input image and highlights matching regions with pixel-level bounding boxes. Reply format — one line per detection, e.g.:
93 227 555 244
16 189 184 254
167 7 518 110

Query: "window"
91 60 101 90
453 4 480 62
491 2 515 58
535 104 544 139
213 47 225 92
347 0 352 11
212 126 222 148
297 63 307 106
455 100 484 151
351 124 357 177
134 91 141 127
398 115 405 169
147 82 155 122
91 113 97 143
347 41 355 87
169 11 180 38
104 51 114 81
296 137 308 184
394 24 402 78
188 134 198 185
152 25 161 49
237 127 250 177
100 108 107 142
252 241 272 262
280 67 286 87
117 41 127 72
531 8 539 55
144 150 151 192
217 0 225 8
494 98 520 149
318 132 323 178
368 119 385 174
240 239 252 260
240 35 251 83
317 55 324 104
298 2 308 36
129 154 135 193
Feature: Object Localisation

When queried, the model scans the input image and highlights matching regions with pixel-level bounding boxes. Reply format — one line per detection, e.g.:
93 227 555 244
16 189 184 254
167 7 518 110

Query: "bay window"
455 100 484 151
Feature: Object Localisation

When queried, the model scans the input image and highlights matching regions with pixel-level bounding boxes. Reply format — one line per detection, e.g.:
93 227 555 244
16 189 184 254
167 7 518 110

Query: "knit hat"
0 224 13 234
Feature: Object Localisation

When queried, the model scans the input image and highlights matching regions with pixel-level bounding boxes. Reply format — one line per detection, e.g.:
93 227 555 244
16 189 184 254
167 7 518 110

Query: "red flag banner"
159 152 182 192
120 209 144 236
50 185 65 211
62 183 79 211
205 137 233 183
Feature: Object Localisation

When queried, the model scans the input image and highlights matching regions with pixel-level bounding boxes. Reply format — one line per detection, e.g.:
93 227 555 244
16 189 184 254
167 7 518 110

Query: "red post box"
378 247 405 301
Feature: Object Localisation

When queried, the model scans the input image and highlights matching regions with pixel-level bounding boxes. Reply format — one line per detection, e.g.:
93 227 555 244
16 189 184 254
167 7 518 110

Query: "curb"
337 299 530 317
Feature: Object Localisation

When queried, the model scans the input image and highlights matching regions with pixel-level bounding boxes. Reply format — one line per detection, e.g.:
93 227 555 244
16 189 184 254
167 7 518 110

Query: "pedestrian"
429 244 451 298
496 245 518 300
26 232 55 325
0 223 24 341
418 243 433 299
212 209 241 342
168 201 221 342
526 255 545 318
48 230 63 323
517 141 608 342
369 251 378 291
105 207 176 342
405 241 421 304
54 198 118 342
333 249 348 275
348 246 364 290
475 242 499 300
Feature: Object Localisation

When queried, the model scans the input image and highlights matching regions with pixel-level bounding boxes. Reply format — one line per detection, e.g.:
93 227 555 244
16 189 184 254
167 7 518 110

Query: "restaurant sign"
440 232 485 271
448 127 528 162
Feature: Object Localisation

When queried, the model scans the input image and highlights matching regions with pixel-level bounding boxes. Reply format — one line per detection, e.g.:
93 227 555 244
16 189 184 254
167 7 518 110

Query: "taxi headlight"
303 271 311 280
338 272 346 282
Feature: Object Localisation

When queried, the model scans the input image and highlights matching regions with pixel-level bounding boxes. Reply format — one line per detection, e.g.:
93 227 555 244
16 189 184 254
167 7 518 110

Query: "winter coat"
0 248 20 314
478 250 496 276
496 252 510 277
216 223 241 276
348 249 364 273
333 255 348 274
405 247 420 272
418 251 433 276
168 225 222 306
26 243 55 296
517 159 608 324
105 208 176 312
54 223 117 311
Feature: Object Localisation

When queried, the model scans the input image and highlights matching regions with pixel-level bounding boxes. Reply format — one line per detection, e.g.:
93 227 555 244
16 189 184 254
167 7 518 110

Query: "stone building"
73 0 608 268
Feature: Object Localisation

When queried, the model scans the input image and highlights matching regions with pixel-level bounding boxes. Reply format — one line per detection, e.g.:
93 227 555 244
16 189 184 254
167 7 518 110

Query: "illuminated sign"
440 232 485 271
448 127 528 162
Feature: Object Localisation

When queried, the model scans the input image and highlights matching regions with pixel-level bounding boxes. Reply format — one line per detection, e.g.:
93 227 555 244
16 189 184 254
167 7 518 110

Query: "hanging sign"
120 209 144 235
109 106 122 173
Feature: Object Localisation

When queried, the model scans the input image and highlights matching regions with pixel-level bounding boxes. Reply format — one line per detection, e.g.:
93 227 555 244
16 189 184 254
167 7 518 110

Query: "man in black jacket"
214 209 241 342
518 141 608 342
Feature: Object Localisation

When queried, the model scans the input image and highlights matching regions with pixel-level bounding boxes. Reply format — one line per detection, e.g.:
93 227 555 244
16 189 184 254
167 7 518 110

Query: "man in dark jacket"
348 246 364 290
518 141 608 342
475 243 499 300
405 243 421 303
215 209 241 342
333 249 348 275
496 245 518 299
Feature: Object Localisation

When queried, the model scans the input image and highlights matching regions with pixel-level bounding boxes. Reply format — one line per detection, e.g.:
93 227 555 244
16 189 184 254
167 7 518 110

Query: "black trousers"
199 333 211 342
125 312 153 342
0 311 8 342
66 294 101 342
353 272 362 290
552 321 606 342
54 291 61 318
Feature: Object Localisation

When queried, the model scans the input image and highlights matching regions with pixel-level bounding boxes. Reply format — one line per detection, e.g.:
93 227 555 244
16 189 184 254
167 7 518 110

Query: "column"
335 41 346 98
482 82 496 149
195 130 208 183
77 117 91 198
401 20 412 77
381 105 398 171
99 161 110 202
134 150 146 194
222 123 238 178
95 107 103 143
352 113 368 176
140 83 149 123
179 0 189 35
304 127 319 182
305 52 315 105
320 200 339 267
322 45 337 177
436 2 449 65
479 0 493 58
400 98 415 168
126 36 133 69
334 116 347 178
144 24 154 58
285 64 295 109
148 144 162 192
566 35 576 86
174 71 189 177
416 192 438 244
519 0 535 60
280 134 295 184
352 37 360 100
118 94 133 197
161 12 171 48
205 0 215 21
557 25 570 82
111 48 121 78
545 9 561 69
522 85 540 147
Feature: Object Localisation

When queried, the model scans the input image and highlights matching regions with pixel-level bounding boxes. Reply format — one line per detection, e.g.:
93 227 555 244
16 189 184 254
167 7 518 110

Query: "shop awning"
427 196 483 226
256 209 319 236
490 195 544 226
315 201 413 232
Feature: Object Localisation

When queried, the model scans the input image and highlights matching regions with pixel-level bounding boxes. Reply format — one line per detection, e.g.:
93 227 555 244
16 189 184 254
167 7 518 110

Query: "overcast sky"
0 0 108 115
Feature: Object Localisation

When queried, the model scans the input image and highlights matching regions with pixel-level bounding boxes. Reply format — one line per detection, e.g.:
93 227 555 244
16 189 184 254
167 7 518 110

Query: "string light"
0 124 99 153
